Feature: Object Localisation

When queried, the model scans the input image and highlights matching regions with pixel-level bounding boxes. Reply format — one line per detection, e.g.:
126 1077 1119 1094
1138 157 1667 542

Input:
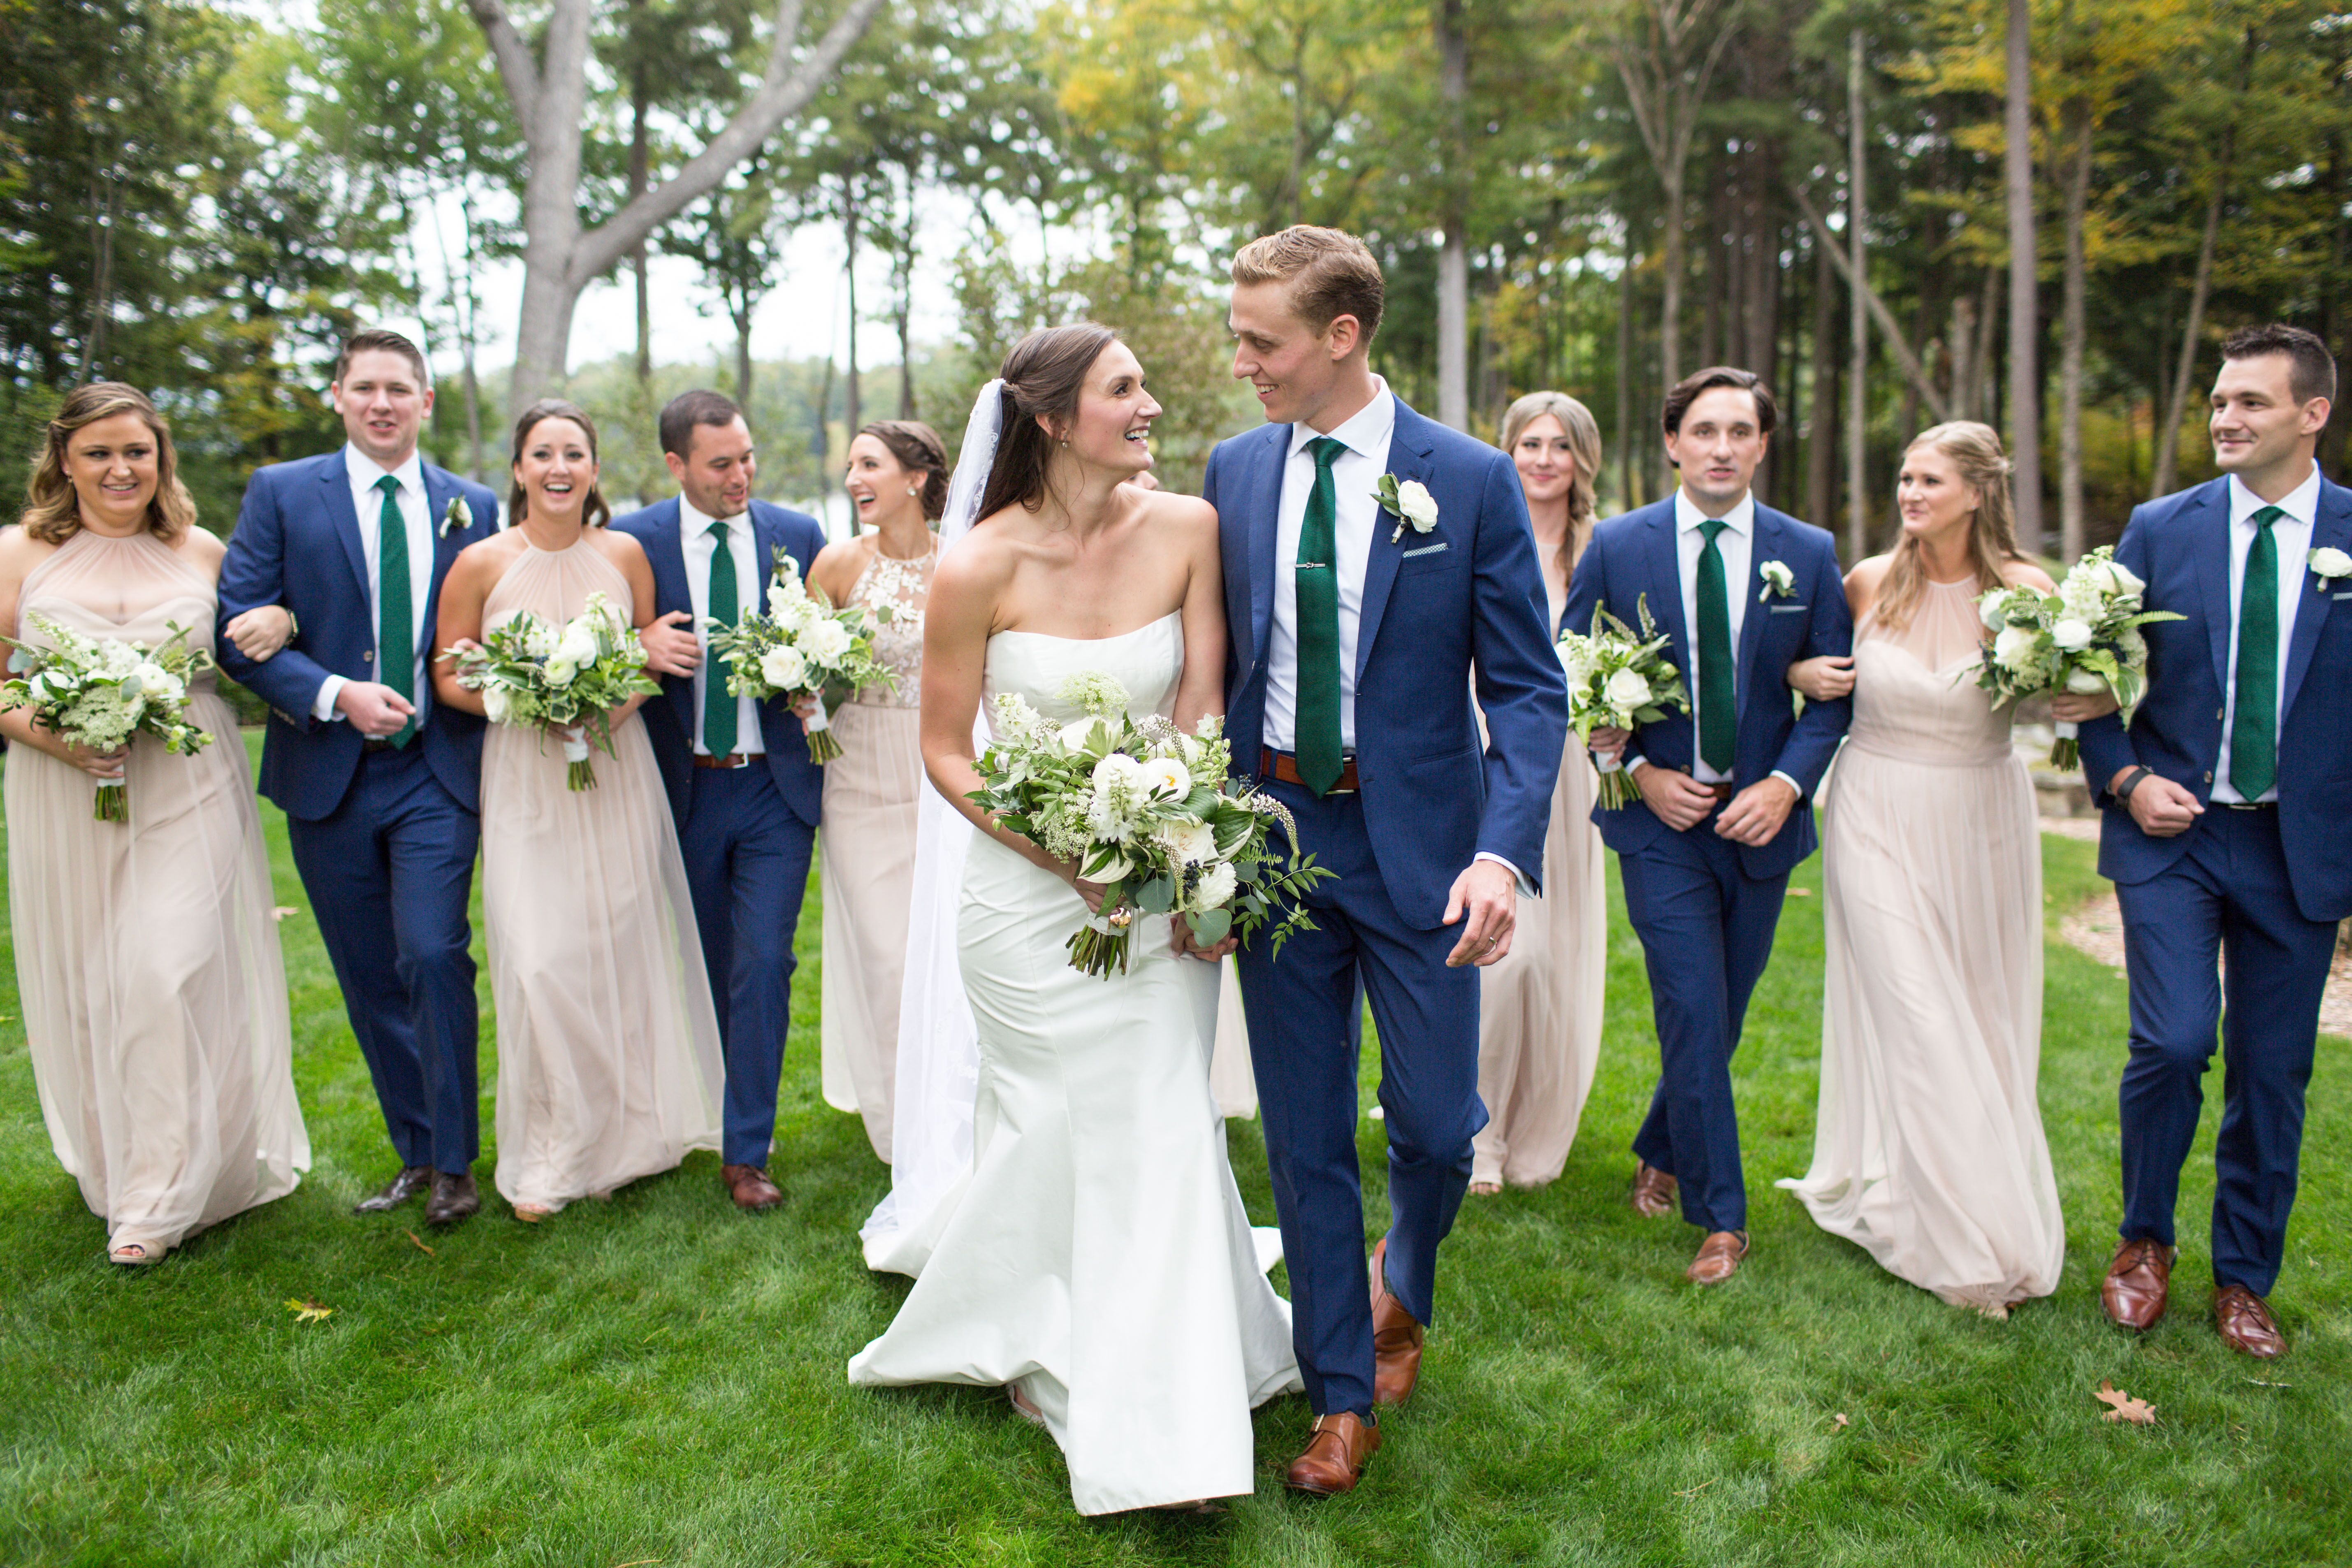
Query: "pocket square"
2333 591 2352 601
1401 541 1450 559
1768 602 1809 614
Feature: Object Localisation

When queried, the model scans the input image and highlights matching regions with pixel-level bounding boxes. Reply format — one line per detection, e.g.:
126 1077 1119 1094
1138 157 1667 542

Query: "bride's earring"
908 485 921 496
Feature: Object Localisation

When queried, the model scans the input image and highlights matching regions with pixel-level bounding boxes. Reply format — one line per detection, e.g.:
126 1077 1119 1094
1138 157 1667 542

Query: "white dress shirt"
1265 380 1394 753
680 496 766 757
313 444 436 722
1628 487 1799 793
2211 466 2321 804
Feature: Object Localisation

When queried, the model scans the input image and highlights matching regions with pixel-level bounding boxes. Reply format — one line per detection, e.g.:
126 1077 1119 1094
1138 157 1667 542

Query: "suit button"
2217 707 2224 720
2205 770 2214 782
362 650 373 662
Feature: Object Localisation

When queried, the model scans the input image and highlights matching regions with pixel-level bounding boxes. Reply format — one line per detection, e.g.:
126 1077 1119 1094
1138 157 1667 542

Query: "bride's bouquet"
0 617 214 821
441 589 660 790
705 552 894 764
968 672 1334 978
1973 546 2182 768
1555 596 1692 808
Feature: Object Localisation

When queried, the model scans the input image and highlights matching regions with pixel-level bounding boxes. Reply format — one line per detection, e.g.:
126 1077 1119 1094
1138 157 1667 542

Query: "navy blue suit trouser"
2113 804 2332 1295
677 761 816 1168
1616 806 1791 1235
285 744 482 1174
1235 777 1483 1419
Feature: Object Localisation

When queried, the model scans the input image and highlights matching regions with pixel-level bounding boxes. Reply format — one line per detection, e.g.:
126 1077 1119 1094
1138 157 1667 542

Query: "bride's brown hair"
508 399 612 529
1873 420 2028 633
976 323 1120 523
21 382 197 545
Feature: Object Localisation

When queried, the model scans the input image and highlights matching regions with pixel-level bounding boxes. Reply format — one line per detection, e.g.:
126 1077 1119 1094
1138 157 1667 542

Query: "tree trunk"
845 202 862 442
734 306 754 416
2004 0 2044 548
2152 27 2255 499
1847 30 1869 563
1972 267 2000 422
1809 233 1838 532
630 1 652 389
1618 235 1638 512
1434 0 1469 432
2059 93 2092 561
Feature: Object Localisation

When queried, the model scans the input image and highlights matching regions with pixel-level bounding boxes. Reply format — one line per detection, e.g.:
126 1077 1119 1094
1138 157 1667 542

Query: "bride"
847 324 1301 1513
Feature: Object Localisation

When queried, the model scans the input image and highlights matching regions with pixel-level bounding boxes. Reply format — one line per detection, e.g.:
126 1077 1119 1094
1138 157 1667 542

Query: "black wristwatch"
2114 765 2154 803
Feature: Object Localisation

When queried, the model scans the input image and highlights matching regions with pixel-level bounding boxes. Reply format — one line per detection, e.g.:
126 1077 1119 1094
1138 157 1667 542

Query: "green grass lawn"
1 734 2347 1565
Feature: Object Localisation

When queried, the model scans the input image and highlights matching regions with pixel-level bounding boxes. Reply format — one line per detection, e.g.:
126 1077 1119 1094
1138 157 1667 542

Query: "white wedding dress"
847 613 1301 1514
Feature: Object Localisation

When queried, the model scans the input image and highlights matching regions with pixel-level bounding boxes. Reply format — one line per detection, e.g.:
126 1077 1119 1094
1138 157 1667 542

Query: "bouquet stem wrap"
93 778 128 823
559 726 596 791
2051 719 2080 770
801 698 840 764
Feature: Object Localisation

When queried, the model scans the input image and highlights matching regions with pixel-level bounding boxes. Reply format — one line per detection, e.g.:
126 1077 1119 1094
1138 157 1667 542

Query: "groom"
614 389 827 1212
1207 225 1568 1496
2077 324 2349 1359
1563 367 1852 1285
217 328 501 1225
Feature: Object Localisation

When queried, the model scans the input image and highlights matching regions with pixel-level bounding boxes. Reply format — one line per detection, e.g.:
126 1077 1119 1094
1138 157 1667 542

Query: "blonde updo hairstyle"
1498 391 1604 579
21 382 197 545
1873 420 2028 633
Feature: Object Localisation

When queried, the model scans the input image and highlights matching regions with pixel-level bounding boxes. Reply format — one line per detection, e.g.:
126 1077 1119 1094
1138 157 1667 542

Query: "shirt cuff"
1770 769 1803 797
313 674 348 723
1474 851 1536 898
1624 754 1648 775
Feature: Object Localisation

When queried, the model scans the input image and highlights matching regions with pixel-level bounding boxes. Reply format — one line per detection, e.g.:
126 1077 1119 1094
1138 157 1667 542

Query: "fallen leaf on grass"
405 1230 435 1256
2095 1380 2154 1424
1673 1479 1715 1498
285 1298 333 1324
270 907 301 922
1787 887 1812 898
1831 1413 1849 1432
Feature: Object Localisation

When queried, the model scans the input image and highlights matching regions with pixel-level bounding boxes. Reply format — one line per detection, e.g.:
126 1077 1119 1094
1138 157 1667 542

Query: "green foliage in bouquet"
1555 595 1691 808
0 617 215 821
706 550 895 764
440 589 659 790
1974 546 2183 768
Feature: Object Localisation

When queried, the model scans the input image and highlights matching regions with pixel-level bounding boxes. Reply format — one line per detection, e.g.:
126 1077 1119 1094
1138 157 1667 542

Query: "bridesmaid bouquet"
441 589 659 790
0 617 214 822
1556 596 1692 809
706 553 894 764
969 672 1334 979
1973 547 2182 768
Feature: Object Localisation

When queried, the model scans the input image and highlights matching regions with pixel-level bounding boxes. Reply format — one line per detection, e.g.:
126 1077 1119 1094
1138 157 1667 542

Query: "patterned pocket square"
1401 541 1450 559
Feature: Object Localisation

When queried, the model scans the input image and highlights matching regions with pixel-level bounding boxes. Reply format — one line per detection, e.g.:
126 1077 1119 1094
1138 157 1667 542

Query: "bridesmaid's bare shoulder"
175 526 226 573
2000 559 2055 594
446 528 527 594
1844 552 1894 617
809 536 872 605
589 524 649 573
0 523 57 578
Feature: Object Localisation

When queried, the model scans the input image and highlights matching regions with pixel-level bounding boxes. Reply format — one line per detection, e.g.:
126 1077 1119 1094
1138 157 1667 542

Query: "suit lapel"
2283 478 2352 720
1736 509 1778 700
1354 402 1434 682
319 457 370 604
749 505 784 617
1638 504 1690 660
1248 426 1283 675
2193 482 2233 692
641 500 698 735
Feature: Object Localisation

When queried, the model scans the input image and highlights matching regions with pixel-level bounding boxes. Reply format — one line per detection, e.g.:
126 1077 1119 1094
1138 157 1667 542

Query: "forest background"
5 0 2350 562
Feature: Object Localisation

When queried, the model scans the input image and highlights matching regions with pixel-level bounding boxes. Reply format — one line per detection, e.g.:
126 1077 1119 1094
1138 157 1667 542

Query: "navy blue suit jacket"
216 450 501 822
2077 473 2352 922
1204 397 1569 929
610 497 830 830
1560 496 1853 881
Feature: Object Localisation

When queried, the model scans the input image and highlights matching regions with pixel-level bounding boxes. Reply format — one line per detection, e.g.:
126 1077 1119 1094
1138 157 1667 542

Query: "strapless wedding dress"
847 612 1301 1514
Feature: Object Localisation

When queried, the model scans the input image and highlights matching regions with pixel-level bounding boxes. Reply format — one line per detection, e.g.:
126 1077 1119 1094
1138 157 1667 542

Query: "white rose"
1141 756 1192 798
802 618 853 663
1090 752 1144 793
1992 625 2041 671
1979 594 2008 632
140 666 184 706
555 624 601 669
759 645 809 691
482 683 513 724
1158 817 1217 865
1604 667 1652 712
1195 861 1238 909
2051 618 2094 652
2065 667 2110 694
2105 559 2145 596
1397 480 1439 529
542 654 579 688
2312 547 2352 579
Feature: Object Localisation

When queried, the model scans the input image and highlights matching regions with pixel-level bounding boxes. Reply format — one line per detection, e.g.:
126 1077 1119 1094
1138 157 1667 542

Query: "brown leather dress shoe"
1686 1229 1749 1284
1284 1412 1380 1496
1367 1237 1424 1408
354 1166 432 1214
2100 1236 2173 1331
722 1163 784 1211
424 1170 479 1226
1631 1160 1678 1219
2213 1284 2286 1359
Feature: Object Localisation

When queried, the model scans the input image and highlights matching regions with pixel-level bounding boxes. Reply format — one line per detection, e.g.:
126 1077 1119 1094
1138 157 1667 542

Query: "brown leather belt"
363 737 397 754
1704 780 1734 802
1261 747 1359 793
694 751 755 770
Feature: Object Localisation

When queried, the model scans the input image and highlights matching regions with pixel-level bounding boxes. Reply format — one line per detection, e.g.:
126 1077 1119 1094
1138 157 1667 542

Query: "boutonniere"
2309 546 2352 589
1375 476 1440 544
438 495 473 538
1757 559 1795 602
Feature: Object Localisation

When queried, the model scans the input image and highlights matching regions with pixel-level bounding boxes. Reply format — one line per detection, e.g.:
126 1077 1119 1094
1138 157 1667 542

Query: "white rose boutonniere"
2310 546 2352 589
1375 475 1440 544
1757 559 1795 602
439 495 473 538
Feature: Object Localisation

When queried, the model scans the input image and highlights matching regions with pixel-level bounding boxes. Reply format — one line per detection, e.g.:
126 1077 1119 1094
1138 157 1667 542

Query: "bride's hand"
54 738 128 780
1068 872 1109 914
1170 918 1236 962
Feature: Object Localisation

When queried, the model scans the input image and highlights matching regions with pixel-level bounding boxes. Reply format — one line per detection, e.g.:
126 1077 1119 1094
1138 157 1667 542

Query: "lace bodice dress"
6 530 307 1257
1777 575 2063 1313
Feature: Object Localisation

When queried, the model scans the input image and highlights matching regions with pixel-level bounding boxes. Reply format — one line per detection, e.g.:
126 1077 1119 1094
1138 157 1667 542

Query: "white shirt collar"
679 495 746 536
1674 487 1756 537
1287 376 1396 461
344 442 424 499
2228 467 2322 529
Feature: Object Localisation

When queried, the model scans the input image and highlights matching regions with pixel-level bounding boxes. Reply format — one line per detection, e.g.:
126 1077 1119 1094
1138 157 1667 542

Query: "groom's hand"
1443 860 1518 967
2114 768 2203 837
640 610 701 677
1633 762 1719 832
1716 776 1799 847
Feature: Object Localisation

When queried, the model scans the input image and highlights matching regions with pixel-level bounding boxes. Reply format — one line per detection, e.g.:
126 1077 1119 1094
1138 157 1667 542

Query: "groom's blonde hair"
1231 226 1383 344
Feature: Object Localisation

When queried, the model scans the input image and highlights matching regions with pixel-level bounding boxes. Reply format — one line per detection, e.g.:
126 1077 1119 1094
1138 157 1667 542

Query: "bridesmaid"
1777 421 2069 1315
433 401 725 1218
1470 393 1610 1194
807 420 944 1162
0 383 308 1264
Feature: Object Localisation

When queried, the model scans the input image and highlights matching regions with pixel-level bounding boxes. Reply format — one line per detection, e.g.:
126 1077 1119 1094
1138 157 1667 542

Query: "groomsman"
2077 324 2349 1359
1565 367 1852 1284
217 328 501 1225
615 390 827 1212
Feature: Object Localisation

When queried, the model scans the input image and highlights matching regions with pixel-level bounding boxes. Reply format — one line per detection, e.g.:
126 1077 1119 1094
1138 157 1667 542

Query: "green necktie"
1294 436 1348 796
703 519 739 758
2229 504 2285 799
1696 519 1735 774
373 474 415 748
